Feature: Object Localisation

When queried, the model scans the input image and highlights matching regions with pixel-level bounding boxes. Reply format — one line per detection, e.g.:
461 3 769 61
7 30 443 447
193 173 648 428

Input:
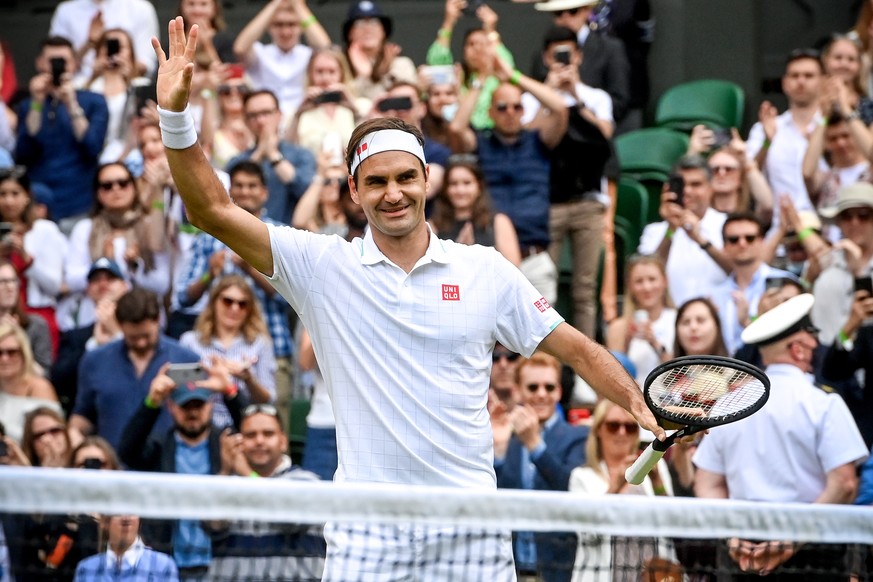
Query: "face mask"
441 103 459 123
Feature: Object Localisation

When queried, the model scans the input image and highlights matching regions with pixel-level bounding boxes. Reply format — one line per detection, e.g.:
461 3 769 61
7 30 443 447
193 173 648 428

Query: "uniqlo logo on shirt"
442 284 460 301
534 297 551 312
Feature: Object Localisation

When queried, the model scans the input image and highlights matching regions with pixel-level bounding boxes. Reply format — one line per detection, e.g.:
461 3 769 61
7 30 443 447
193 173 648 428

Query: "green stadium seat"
614 128 689 184
288 398 310 465
654 79 745 132
616 177 649 253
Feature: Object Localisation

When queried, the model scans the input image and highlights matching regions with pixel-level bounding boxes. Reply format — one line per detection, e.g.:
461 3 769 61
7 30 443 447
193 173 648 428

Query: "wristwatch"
699 240 712 251
269 154 284 167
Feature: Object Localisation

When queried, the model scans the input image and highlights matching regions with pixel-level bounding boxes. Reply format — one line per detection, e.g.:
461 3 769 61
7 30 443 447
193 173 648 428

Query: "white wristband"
157 105 197 150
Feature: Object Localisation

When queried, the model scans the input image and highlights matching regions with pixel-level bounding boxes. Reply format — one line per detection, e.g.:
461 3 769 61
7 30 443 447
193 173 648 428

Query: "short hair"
39 36 74 53
345 117 426 182
228 160 266 185
673 154 712 181
243 89 280 111
722 211 763 239
785 47 824 73
115 287 161 324
542 25 577 50
515 351 562 385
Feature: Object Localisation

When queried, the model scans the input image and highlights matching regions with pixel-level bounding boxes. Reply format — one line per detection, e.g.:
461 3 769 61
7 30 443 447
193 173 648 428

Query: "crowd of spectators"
0 0 871 580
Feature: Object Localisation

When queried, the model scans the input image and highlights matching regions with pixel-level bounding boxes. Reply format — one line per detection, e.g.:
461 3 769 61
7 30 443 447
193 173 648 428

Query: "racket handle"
625 443 666 485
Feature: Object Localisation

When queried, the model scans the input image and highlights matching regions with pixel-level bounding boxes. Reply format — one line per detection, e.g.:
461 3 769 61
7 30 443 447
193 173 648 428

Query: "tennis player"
152 17 663 581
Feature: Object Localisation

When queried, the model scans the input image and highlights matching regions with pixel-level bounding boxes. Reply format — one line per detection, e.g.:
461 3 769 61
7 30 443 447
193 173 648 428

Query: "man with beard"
118 359 244 580
69 287 200 450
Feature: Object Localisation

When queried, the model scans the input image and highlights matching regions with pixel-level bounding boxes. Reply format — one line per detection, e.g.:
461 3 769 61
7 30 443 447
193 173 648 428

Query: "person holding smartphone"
15 37 109 230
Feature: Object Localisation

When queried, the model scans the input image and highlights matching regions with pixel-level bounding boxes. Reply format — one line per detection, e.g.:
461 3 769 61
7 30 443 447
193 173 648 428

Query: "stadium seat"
288 399 310 465
616 177 649 253
654 79 745 131
614 128 689 184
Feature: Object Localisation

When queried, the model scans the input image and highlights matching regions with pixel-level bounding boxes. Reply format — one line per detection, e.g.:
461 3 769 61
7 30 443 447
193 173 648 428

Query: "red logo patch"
534 297 551 312
442 284 460 301
356 143 368 156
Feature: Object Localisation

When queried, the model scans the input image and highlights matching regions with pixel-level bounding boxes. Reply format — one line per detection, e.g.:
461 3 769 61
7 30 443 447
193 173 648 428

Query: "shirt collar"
104 537 145 570
357 224 452 267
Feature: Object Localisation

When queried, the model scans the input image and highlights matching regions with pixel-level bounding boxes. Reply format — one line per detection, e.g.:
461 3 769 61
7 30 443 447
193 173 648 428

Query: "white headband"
350 129 427 175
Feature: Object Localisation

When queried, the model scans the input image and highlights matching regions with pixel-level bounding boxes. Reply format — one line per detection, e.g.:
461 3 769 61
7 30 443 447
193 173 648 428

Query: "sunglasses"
494 102 523 113
492 352 520 362
838 208 873 222
710 165 740 174
555 7 580 16
0 348 22 358
33 426 65 440
218 84 249 97
243 403 279 418
219 296 249 310
77 457 108 470
525 382 558 393
98 178 132 191
725 234 759 245
602 421 639 434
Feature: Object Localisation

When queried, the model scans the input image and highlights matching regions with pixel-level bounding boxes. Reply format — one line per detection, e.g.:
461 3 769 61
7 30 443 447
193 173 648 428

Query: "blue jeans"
302 426 338 480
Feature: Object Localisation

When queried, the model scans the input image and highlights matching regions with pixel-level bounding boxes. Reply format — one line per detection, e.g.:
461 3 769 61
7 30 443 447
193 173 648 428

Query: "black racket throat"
652 426 704 452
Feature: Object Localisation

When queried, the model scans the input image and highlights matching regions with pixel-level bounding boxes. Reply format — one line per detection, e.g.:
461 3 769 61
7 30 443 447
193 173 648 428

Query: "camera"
854 276 873 296
106 37 121 58
667 174 685 207
50 57 66 87
377 96 413 113
553 46 572 66
314 90 343 105
82 457 104 470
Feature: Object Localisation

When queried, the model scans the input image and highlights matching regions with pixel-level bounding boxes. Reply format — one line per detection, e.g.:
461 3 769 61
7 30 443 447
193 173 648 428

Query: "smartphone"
106 37 120 58
82 457 103 470
711 127 732 150
50 57 66 87
854 276 873 295
377 96 413 113
314 90 343 105
764 277 785 292
166 363 208 386
553 46 572 66
667 174 685 207
424 65 456 87
131 78 157 115
463 0 484 16
0 222 12 240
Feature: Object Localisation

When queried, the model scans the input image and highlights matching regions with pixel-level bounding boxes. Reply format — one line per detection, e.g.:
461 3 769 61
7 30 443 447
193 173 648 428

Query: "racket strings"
650 363 766 423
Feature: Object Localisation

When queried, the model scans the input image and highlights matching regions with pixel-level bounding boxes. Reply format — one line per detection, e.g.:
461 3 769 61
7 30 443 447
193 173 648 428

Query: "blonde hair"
709 147 752 212
585 399 618 478
514 351 562 385
193 275 270 345
0 322 37 378
621 255 673 321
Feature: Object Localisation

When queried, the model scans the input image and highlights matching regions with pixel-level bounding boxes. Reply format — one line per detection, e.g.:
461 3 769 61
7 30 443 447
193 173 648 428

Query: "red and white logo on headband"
350 129 427 175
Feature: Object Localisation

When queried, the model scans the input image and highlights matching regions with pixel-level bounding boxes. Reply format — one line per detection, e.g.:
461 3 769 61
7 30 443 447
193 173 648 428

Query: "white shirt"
627 308 676 385
23 219 68 309
693 363 868 503
638 208 728 307
267 225 564 487
811 249 873 343
521 82 613 125
747 110 824 230
246 42 313 118
49 0 159 80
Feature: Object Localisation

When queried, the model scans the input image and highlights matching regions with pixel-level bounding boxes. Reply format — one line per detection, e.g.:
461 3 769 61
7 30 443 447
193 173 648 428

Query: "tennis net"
1 467 871 581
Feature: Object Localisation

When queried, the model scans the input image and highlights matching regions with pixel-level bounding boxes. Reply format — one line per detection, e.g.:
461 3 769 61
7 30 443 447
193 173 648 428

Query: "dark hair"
40 36 74 53
91 162 143 215
243 89 280 111
228 160 266 185
542 25 577 50
115 287 161 324
673 297 729 357
722 211 763 239
345 118 425 183
21 407 71 467
431 157 493 233
0 166 35 227
674 154 712 181
460 27 486 89
785 47 824 72
69 435 121 470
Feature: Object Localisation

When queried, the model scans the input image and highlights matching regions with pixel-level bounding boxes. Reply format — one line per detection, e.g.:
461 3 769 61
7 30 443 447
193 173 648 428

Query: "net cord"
1 468 870 544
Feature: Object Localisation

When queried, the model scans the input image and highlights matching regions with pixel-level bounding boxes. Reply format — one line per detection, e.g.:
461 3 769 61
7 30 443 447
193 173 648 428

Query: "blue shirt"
73 541 179 582
73 336 200 450
176 221 293 358
228 141 316 224
173 437 212 568
15 91 109 219
475 129 552 248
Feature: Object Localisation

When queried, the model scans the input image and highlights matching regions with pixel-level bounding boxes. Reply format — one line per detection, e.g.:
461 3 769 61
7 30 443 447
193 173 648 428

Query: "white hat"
534 0 598 12
740 293 818 346
819 182 873 219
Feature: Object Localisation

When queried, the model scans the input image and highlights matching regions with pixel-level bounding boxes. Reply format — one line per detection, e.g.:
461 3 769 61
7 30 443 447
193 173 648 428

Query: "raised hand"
151 17 199 112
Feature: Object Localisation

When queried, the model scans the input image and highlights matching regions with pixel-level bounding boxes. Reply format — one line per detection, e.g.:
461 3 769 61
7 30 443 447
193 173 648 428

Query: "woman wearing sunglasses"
212 70 254 171
20 406 74 467
180 274 276 430
65 162 170 297
568 398 676 582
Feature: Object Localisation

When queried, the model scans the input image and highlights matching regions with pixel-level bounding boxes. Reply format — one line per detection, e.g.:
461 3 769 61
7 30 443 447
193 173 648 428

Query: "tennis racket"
625 355 770 485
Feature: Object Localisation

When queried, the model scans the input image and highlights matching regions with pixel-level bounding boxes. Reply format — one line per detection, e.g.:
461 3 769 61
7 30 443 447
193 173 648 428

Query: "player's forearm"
814 465 858 504
165 145 234 232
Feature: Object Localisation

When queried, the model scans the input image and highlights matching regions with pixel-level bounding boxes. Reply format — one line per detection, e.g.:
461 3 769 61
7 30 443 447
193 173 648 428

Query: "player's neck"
372 224 430 273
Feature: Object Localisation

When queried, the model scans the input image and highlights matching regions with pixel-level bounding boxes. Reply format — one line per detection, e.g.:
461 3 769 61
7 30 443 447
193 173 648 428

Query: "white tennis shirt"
267 224 564 488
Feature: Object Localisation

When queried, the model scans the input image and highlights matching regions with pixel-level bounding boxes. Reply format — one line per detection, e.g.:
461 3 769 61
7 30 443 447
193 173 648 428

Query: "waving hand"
151 17 199 112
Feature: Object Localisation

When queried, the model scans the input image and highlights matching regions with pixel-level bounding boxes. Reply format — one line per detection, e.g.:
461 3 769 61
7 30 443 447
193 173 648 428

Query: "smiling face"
445 165 480 215
628 262 667 311
708 150 742 195
214 284 250 332
518 363 561 425
96 164 136 212
309 52 343 89
0 331 24 380
241 412 287 474
595 403 640 460
180 0 216 28
269 8 302 52
349 151 429 242
229 169 268 215
677 300 720 356
823 38 861 85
